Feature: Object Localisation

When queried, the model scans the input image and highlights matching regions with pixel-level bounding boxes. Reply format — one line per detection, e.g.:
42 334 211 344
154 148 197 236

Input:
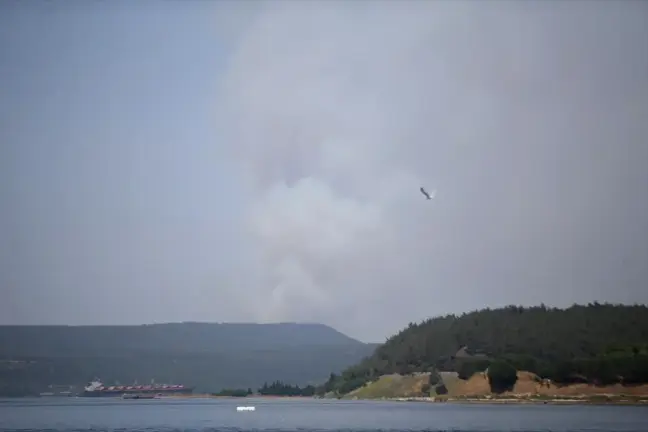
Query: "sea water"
1 397 647 432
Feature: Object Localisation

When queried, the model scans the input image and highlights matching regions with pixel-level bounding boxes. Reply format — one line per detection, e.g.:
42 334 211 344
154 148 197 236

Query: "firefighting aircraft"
420 187 436 200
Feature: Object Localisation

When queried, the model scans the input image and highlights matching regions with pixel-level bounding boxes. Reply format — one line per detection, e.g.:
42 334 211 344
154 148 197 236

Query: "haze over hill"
1 0 647 343
0 322 378 396
0 322 364 356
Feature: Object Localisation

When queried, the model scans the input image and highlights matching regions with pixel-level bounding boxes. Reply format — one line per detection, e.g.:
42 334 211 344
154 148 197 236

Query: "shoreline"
161 394 648 406
363 395 648 406
17 393 648 406
163 394 314 400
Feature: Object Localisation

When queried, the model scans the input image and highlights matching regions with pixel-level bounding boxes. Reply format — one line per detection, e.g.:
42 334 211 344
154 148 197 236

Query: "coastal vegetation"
212 388 253 397
318 303 648 397
258 380 317 396
211 381 317 397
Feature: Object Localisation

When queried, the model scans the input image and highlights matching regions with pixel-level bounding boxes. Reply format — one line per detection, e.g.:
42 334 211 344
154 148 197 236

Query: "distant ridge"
0 321 378 396
0 322 364 357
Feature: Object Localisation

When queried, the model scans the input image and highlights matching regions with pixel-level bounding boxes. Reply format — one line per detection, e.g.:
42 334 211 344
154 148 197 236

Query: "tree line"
213 381 317 397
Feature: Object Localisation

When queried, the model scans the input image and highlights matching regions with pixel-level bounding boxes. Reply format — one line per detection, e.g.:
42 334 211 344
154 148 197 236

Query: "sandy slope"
345 371 648 399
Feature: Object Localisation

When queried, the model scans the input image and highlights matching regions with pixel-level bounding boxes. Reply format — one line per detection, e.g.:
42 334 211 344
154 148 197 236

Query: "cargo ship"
80 379 193 397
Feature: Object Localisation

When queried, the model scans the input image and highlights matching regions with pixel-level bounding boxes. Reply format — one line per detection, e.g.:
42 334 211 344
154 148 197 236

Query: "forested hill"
0 322 362 357
323 303 648 395
0 322 377 396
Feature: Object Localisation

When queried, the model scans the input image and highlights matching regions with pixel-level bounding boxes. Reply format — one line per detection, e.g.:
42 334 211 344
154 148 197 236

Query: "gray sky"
1 1 647 342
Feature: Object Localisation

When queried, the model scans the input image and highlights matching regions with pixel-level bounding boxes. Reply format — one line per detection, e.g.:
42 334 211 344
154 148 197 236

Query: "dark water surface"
1 398 647 432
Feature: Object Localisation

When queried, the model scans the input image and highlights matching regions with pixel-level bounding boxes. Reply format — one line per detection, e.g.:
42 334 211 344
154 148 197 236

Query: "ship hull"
81 388 193 397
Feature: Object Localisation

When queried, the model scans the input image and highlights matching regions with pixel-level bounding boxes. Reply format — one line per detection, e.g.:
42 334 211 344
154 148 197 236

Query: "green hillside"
0 322 378 396
321 303 648 396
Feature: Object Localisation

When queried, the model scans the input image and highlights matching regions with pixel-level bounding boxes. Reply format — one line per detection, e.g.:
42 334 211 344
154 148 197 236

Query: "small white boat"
236 406 256 411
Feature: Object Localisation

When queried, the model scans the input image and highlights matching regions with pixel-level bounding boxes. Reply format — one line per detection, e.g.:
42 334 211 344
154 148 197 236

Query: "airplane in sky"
420 187 436 200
